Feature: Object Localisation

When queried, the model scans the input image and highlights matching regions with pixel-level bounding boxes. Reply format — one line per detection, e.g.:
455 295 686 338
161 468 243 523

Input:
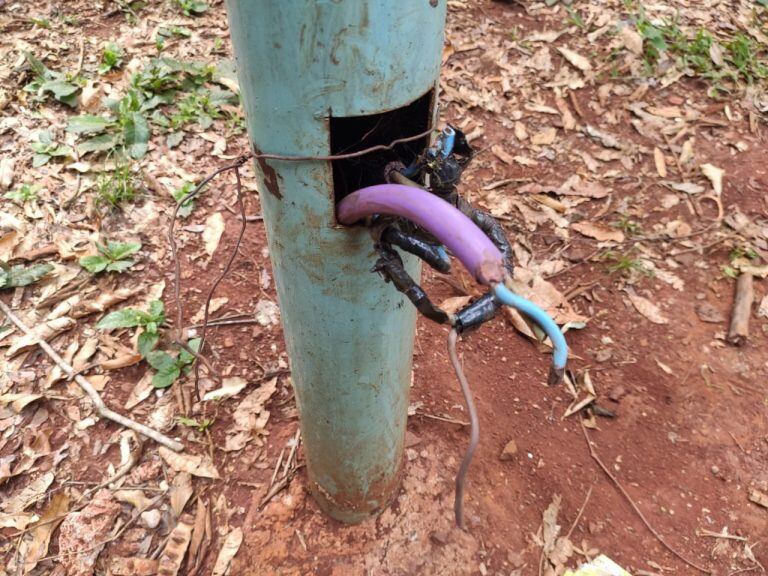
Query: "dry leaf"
701 163 724 195
169 472 194 517
439 296 473 315
158 518 193 576
531 127 557 146
186 499 209 572
628 292 669 324
0 392 43 413
653 147 667 178
72 288 142 318
620 26 643 55
571 222 624 243
203 376 248 402
2 472 54 513
109 557 159 576
14 493 69 575
211 527 243 576
0 157 15 190
491 144 516 165
160 447 220 479
191 297 229 324
7 317 75 356
254 300 280 326
203 212 225 256
749 488 768 509
557 47 592 71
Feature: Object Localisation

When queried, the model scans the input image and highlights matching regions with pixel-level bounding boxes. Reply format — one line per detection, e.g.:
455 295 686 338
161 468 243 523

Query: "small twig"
580 422 711 574
698 529 747 542
415 411 470 427
727 272 754 346
566 485 593 539
448 329 479 530
0 300 183 452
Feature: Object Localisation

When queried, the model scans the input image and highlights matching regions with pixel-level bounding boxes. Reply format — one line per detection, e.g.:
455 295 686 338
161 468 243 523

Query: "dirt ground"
1 0 768 575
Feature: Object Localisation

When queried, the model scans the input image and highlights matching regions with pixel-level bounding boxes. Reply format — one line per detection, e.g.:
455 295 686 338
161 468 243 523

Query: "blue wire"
493 283 568 372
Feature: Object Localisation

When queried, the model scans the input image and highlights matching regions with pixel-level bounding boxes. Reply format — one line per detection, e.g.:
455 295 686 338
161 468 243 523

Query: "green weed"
4 183 40 205
94 162 139 208
98 42 124 75
79 240 141 274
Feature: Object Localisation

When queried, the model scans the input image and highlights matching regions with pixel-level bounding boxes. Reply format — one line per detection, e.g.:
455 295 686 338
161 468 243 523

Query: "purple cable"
337 184 506 285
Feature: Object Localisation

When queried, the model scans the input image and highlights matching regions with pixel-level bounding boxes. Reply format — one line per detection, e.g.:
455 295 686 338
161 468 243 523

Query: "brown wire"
448 328 479 530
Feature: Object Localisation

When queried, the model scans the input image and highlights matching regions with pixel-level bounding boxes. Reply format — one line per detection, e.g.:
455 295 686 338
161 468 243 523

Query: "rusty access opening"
330 90 433 206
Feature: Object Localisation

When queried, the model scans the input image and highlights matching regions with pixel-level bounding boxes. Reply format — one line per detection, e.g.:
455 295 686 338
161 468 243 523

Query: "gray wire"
447 328 479 529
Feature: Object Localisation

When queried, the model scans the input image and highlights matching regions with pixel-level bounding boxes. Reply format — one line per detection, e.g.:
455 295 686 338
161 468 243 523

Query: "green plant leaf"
76 133 120 154
105 259 135 273
178 337 201 366
146 350 177 372
40 79 79 99
97 308 150 330
79 255 110 274
32 154 50 168
137 331 160 357
123 112 150 159
148 300 165 321
152 367 180 389
67 115 114 134
0 263 53 288
104 241 141 260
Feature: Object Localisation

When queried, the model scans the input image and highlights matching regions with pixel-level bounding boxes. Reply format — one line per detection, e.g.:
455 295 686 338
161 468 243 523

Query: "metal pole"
224 1 448 522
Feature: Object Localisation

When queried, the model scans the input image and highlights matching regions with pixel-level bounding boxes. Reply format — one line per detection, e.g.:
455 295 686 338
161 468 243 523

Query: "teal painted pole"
224 1 448 522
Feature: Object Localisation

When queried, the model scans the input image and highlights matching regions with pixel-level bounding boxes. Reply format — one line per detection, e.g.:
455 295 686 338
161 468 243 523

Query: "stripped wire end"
493 282 568 386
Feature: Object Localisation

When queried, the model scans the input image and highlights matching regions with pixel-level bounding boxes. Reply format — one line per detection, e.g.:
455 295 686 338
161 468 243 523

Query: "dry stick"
580 422 711 574
727 272 754 346
566 485 594 540
448 329 479 530
0 301 183 451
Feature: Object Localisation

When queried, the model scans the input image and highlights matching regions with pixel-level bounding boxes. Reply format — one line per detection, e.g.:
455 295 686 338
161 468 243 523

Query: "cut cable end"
548 365 565 387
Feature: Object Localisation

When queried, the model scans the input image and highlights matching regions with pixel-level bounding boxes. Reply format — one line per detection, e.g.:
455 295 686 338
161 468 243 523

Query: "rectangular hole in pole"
330 90 434 208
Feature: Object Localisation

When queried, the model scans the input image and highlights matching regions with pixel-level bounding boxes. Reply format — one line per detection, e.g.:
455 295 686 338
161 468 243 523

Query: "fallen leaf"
191 297 228 324
2 472 54 513
749 488 768 509
211 527 243 576
440 295 473 315
0 157 15 190
558 47 592 72
620 26 643 55
0 393 43 413
653 147 668 178
203 212 225 256
14 493 69 575
7 317 76 356
701 163 724 195
203 376 248 402
109 557 159 576
571 222 624 243
628 292 669 324
254 300 280 326
169 472 194 517
159 447 220 479
491 144 516 165
158 517 193 576
531 127 557 146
